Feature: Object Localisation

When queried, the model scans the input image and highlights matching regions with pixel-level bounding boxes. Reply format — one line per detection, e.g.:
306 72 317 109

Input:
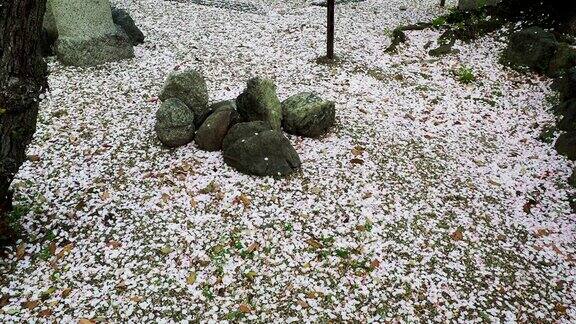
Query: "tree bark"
0 0 48 245
326 0 334 60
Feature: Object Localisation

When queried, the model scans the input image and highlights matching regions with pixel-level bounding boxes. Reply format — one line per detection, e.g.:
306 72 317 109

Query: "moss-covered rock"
155 98 195 148
555 131 576 160
281 92 336 137
500 27 558 74
552 67 576 101
54 27 134 66
569 168 576 187
223 129 301 177
548 43 576 77
159 69 209 118
195 99 236 128
557 100 576 131
112 7 145 45
222 121 271 151
49 0 135 66
236 77 282 130
195 108 240 151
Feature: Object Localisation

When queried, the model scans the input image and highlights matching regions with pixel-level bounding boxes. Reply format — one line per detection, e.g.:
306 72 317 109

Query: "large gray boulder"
155 98 195 148
111 7 145 45
49 0 134 66
159 69 209 118
557 100 576 131
195 107 240 151
500 27 558 74
222 121 271 151
282 92 335 137
552 67 576 101
223 128 301 177
236 77 282 130
555 132 576 161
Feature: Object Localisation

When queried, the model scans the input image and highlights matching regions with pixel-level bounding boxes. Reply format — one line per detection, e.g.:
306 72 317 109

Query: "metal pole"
327 0 335 59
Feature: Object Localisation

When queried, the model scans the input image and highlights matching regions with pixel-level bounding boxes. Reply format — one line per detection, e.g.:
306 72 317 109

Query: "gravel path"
1 0 575 322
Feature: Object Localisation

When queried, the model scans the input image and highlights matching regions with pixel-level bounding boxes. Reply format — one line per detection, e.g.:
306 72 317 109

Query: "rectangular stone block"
49 0 116 38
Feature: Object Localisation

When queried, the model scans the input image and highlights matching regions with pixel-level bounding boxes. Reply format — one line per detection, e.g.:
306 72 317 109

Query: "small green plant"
432 16 446 28
457 66 476 84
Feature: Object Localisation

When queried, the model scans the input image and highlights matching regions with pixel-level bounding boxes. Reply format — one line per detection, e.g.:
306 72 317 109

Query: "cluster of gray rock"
155 69 336 177
500 27 576 77
501 27 576 209
43 0 144 66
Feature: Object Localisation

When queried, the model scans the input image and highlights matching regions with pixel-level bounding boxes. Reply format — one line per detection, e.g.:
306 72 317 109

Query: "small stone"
154 98 195 148
282 92 335 137
159 69 209 118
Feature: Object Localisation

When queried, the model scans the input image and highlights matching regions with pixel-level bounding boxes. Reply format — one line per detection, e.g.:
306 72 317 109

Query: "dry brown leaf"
297 300 309 309
107 240 122 249
116 281 128 291
234 194 251 209
351 146 365 156
535 228 551 238
49 242 57 255
186 272 197 285
78 319 96 324
57 243 74 258
99 191 110 201
61 288 72 298
27 155 41 162
129 296 144 302
350 158 364 165
239 303 252 313
306 239 322 249
451 229 464 241
247 242 260 253
38 308 52 317
23 300 40 310
16 243 26 260
161 193 170 204
0 295 9 307
554 303 568 315
370 259 381 269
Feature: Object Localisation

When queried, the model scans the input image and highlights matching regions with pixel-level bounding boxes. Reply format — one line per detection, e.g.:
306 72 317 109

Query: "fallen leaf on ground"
61 288 72 298
38 308 52 317
306 239 322 249
107 240 122 249
247 242 260 253
23 300 40 310
186 272 197 285
16 243 25 259
451 229 463 241
239 303 252 313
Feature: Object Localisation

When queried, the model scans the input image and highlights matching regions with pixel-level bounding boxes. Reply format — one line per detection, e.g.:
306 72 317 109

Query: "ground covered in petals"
1 0 575 322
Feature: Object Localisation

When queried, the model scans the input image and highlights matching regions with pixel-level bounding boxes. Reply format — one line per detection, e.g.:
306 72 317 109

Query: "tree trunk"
0 0 48 245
